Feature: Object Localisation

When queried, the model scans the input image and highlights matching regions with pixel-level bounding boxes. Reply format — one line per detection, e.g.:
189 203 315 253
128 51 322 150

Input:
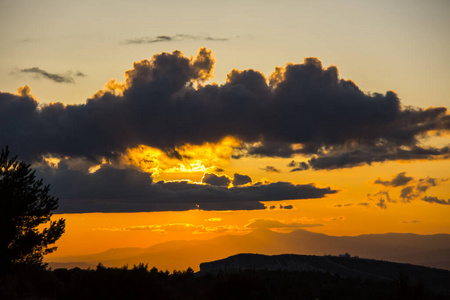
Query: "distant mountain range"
46 229 450 271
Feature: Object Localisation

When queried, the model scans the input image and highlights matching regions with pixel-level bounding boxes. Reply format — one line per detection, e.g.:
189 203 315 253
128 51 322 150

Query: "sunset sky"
1 0 449 259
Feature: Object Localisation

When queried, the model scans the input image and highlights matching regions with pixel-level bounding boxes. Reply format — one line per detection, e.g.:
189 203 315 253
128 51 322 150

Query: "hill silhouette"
4 254 450 300
46 229 450 271
200 253 450 294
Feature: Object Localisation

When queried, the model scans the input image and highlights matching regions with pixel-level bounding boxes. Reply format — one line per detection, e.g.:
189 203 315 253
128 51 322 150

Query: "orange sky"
1 0 449 263
47 157 450 258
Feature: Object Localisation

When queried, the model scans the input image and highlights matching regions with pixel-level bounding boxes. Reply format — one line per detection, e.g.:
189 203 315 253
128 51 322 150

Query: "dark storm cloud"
1 48 449 166
374 172 414 187
232 173 252 186
34 165 336 213
19 67 85 83
306 145 450 170
123 34 228 44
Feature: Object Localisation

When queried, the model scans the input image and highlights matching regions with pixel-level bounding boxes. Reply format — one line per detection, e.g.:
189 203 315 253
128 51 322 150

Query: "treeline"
1 263 447 300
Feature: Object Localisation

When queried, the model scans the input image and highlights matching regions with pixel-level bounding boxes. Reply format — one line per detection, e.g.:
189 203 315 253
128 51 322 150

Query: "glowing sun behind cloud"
124 136 241 178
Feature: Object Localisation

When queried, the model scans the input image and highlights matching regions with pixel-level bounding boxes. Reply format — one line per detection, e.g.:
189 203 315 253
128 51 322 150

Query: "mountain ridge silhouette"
46 229 450 271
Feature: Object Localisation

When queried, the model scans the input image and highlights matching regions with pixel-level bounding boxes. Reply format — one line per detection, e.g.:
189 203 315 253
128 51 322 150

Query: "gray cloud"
19 67 86 83
269 204 293 210
290 161 310 172
421 196 450 205
306 145 450 170
124 34 228 44
34 164 336 213
334 203 353 208
280 204 293 209
374 172 414 187
369 173 448 208
263 166 280 173
376 199 387 209
75 71 87 77
400 186 416 202
232 173 252 186
202 173 231 187
402 220 420 224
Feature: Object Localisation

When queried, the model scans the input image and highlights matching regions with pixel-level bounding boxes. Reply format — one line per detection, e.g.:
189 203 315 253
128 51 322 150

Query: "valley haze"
46 229 450 272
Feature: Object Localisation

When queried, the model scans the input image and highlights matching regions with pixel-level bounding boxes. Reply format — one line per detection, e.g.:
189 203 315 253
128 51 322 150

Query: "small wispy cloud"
368 172 449 209
402 220 421 224
245 218 322 229
262 166 280 173
94 223 244 234
123 34 229 45
19 67 86 83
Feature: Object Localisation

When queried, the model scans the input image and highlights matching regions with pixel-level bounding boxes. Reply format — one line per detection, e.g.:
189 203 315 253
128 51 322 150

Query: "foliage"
1 266 447 300
0 146 65 272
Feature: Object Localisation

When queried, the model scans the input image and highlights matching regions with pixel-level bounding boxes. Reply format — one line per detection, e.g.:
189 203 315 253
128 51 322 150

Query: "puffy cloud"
245 219 322 229
202 173 231 187
19 67 86 83
1 48 449 168
35 165 336 213
232 173 252 186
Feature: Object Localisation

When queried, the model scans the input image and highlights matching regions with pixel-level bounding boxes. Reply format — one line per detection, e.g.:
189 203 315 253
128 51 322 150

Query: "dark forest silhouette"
0 146 65 272
1 261 449 300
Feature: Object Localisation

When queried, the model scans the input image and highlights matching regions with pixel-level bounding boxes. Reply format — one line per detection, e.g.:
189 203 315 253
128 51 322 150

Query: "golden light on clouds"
124 136 241 177
42 156 61 168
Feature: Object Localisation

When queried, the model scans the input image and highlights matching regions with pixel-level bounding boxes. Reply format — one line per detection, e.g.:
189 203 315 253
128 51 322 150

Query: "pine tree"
0 146 65 272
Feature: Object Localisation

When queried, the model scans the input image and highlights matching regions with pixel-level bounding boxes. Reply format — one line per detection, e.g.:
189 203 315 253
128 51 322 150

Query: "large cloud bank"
1 48 449 168
1 48 449 213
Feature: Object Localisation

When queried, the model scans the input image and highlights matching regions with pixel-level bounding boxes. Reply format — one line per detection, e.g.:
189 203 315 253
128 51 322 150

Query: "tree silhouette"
0 146 65 272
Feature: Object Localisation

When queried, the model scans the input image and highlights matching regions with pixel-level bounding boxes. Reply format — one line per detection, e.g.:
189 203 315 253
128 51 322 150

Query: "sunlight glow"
124 136 241 176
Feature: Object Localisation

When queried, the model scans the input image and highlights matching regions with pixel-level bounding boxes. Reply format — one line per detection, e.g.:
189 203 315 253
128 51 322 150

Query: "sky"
1 0 449 258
